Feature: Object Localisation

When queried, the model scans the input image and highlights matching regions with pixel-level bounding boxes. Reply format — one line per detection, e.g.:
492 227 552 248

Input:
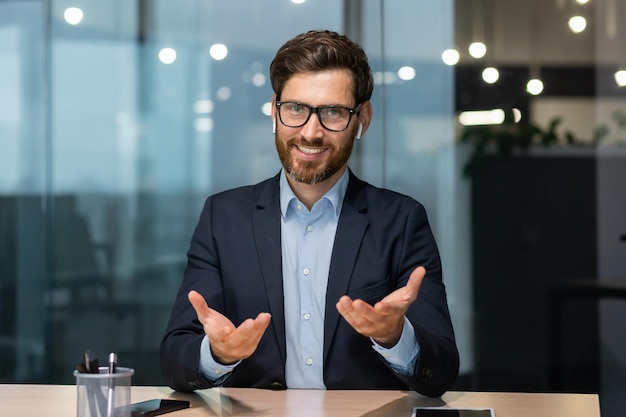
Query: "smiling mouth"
296 145 325 155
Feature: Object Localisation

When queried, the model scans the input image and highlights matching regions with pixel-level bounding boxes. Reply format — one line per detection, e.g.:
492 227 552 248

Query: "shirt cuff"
371 317 420 375
198 335 239 382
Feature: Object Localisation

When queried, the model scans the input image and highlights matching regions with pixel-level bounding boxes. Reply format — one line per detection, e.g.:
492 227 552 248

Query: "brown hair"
269 30 374 106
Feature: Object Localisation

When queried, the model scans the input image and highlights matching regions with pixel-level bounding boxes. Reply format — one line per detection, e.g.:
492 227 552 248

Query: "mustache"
290 136 325 147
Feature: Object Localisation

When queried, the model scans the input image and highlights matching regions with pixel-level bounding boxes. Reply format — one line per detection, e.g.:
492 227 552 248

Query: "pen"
80 350 102 417
84 350 99 374
108 352 117 374
107 352 117 417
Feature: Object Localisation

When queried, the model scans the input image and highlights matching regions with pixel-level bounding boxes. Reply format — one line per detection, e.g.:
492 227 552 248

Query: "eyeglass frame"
275 100 361 132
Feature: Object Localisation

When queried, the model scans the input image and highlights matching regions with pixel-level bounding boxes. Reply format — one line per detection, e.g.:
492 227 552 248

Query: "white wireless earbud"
272 118 276 134
355 123 363 140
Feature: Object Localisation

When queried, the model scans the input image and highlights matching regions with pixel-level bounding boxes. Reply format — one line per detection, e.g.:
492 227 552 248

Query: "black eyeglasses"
275 101 360 132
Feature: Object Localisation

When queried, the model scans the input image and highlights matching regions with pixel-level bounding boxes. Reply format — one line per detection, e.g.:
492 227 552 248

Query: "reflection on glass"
158 47 177 64
209 43 228 60
442 49 460 66
63 7 84 25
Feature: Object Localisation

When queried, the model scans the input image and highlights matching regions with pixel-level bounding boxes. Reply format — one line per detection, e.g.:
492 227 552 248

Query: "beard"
275 127 356 185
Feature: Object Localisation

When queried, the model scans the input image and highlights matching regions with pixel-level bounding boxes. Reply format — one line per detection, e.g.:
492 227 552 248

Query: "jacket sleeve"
387 203 460 397
159 197 228 392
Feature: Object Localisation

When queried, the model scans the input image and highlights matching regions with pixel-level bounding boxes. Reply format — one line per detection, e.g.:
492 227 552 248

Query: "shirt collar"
279 168 349 218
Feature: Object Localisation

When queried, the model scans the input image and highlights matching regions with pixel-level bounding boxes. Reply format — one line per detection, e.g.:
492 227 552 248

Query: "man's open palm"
188 290 271 364
335 266 425 348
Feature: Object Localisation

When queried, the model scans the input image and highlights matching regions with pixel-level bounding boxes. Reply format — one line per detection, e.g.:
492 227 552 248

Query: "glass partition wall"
0 0 48 383
1 0 466 385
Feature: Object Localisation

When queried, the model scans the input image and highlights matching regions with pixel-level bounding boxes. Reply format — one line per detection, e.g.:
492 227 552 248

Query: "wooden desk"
0 384 600 417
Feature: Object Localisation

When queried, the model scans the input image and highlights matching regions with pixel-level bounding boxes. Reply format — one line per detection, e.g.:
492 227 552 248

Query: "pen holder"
75 367 134 417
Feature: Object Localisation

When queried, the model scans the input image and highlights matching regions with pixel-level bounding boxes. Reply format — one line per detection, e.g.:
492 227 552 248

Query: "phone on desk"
129 399 190 417
412 408 495 417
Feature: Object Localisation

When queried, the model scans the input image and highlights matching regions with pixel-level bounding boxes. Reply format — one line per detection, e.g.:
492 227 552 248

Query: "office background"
0 0 624 416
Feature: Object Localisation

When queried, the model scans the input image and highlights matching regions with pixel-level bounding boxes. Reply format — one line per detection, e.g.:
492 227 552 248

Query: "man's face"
274 69 360 185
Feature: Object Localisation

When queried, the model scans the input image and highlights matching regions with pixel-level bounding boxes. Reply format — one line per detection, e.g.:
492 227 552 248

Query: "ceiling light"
526 79 544 95
251 73 266 87
614 70 626 87
261 102 272 116
216 86 231 101
575 0 589 4
568 16 587 33
398 66 416 81
194 117 214 132
458 109 506 126
209 43 228 61
482 67 500 84
373 71 397 85
158 48 177 64
63 7 83 25
441 49 460 66
468 42 487 59
193 100 214 114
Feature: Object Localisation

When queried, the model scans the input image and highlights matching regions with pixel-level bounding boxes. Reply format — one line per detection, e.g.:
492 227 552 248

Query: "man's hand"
188 290 271 364
336 266 425 348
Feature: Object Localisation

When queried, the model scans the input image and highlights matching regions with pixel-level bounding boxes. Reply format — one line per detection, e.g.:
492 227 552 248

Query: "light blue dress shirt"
198 169 420 387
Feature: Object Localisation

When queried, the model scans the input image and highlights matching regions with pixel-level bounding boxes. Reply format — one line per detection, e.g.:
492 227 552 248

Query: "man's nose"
299 112 325 137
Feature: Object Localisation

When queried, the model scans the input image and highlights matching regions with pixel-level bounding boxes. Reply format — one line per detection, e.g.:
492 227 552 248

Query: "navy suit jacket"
160 170 459 397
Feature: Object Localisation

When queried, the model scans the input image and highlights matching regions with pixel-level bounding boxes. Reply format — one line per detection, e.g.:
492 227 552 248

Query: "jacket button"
421 367 433 380
188 380 200 389
269 381 285 390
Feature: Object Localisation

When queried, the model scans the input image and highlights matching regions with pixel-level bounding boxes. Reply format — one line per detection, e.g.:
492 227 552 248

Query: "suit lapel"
323 173 369 360
252 173 286 363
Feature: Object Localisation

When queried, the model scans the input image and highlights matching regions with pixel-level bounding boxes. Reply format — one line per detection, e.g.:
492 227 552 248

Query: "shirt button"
297 204 303 211
306 358 313 365
306 225 314 232
303 268 310 276
303 313 311 320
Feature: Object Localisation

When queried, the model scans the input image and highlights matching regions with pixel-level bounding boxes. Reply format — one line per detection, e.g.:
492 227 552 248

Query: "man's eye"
287 104 306 113
322 107 345 119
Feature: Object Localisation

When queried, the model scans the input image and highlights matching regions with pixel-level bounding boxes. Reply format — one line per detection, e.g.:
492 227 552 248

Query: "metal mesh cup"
74 367 134 417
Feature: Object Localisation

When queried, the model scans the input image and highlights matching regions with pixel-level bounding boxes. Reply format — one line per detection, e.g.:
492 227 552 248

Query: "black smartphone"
129 399 190 417
412 408 495 417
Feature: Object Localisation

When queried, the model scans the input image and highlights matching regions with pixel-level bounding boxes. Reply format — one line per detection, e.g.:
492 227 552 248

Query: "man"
160 30 459 397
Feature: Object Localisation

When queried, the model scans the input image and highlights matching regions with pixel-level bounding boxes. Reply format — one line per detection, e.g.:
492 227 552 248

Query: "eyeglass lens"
278 102 353 132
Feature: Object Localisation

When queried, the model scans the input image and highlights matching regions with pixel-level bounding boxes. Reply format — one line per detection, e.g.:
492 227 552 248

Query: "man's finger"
188 290 212 320
221 313 272 350
404 266 426 301
337 297 377 327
